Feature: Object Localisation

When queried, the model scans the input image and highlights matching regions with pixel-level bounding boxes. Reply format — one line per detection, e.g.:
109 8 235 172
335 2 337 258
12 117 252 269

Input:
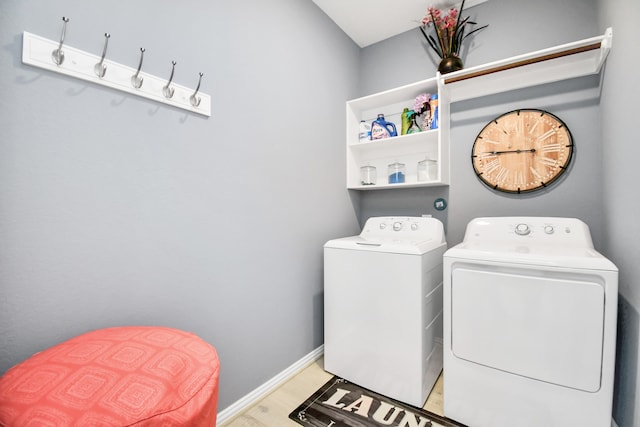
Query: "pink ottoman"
0 326 220 426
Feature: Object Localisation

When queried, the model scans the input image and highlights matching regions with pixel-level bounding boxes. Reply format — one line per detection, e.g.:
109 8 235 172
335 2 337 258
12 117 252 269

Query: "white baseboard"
216 345 324 425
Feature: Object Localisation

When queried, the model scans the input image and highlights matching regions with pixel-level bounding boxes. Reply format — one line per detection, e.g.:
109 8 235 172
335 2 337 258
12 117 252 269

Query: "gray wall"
0 0 361 411
597 0 640 425
360 0 640 425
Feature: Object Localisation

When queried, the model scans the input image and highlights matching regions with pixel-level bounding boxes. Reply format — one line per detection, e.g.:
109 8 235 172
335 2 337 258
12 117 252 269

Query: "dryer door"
451 267 605 392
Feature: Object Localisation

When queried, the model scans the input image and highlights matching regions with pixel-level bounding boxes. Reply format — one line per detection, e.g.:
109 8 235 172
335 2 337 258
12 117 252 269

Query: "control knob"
393 222 403 231
515 223 530 236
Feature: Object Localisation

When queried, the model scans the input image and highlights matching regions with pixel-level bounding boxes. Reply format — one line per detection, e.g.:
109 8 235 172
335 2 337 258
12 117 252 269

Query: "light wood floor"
219 356 444 427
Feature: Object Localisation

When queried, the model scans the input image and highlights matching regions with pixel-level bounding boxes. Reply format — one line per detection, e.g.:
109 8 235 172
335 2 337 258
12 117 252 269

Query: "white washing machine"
324 216 447 407
443 217 618 427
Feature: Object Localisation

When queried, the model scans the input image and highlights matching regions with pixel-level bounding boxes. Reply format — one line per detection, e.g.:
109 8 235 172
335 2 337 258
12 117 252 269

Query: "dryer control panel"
463 217 594 248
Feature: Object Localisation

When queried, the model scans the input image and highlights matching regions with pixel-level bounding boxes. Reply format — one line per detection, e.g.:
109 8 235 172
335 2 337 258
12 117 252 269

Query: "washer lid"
325 235 445 255
324 216 447 255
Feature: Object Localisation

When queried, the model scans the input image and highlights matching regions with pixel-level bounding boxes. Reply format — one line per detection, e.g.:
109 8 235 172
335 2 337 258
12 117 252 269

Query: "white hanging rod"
22 25 211 117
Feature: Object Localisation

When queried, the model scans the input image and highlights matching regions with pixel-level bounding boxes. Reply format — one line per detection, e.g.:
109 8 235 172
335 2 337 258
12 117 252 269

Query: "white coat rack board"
21 20 211 117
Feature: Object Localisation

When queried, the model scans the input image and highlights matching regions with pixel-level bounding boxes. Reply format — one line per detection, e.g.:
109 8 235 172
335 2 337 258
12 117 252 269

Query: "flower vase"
438 56 463 74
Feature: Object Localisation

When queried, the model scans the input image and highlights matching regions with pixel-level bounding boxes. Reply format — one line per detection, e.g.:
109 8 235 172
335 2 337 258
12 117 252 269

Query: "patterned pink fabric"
0 326 220 426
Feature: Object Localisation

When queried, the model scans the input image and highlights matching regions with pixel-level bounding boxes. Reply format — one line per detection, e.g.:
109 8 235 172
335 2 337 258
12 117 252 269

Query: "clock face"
471 109 574 193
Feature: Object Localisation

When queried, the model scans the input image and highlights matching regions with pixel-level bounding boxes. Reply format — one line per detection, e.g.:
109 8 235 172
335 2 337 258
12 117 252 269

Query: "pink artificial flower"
414 93 431 114
422 6 436 25
419 1 487 60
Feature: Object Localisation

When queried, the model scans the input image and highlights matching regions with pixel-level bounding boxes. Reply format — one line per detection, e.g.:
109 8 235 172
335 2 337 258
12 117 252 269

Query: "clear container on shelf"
360 165 377 185
388 162 406 184
418 158 438 181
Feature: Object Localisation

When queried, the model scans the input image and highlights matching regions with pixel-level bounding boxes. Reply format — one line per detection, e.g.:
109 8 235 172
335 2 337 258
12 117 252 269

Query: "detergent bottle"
407 112 421 134
401 108 412 135
358 120 371 142
429 94 439 130
370 114 398 140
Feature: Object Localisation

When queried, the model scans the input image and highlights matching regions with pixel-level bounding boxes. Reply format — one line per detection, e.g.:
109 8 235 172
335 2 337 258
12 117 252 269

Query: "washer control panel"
361 216 445 243
463 217 593 247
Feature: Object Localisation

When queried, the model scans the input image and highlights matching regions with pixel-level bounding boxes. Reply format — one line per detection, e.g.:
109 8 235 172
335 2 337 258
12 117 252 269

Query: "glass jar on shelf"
388 162 406 184
360 164 377 185
418 157 438 181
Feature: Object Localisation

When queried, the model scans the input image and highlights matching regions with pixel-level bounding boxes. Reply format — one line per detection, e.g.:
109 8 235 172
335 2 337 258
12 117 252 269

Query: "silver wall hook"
162 61 177 99
51 16 69 65
94 33 110 78
190 72 203 107
131 47 145 89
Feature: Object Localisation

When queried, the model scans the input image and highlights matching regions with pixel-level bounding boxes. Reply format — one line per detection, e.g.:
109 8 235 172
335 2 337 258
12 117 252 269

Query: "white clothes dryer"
443 217 618 427
324 216 447 407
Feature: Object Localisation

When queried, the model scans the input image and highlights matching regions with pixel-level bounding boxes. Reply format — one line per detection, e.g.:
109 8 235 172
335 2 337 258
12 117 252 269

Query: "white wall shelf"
22 31 211 117
345 28 612 191
439 28 612 103
346 77 449 191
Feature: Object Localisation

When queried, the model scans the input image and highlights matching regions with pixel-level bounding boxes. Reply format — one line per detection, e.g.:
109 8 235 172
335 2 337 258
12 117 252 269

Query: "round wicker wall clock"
471 109 574 193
